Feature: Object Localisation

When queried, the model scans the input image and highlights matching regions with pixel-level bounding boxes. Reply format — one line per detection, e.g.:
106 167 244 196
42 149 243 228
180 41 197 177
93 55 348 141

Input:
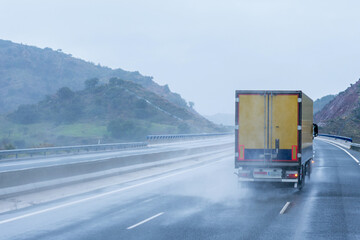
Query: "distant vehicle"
234 91 318 189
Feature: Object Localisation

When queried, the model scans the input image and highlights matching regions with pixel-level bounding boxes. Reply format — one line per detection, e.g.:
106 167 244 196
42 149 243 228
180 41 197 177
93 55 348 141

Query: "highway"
0 137 232 172
1 139 360 239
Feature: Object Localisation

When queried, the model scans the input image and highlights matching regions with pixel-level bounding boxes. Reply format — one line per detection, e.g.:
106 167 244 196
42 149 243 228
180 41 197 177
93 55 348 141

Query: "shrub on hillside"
7 104 40 124
85 78 99 89
57 87 74 100
107 119 148 140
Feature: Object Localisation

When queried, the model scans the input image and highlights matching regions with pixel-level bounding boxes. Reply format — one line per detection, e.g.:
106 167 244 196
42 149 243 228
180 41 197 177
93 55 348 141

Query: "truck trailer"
235 90 315 189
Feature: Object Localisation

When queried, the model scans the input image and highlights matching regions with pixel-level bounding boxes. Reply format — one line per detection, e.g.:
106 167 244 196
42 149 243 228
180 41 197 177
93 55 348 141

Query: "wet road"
0 137 233 172
1 139 360 240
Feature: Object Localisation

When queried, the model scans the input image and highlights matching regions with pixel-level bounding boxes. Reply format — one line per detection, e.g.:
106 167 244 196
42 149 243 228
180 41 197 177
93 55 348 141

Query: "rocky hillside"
313 94 336 114
314 80 360 141
0 39 187 113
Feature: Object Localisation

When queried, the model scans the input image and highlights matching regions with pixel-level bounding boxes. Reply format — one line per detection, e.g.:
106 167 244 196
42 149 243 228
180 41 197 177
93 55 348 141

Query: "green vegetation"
1 78 222 148
0 39 225 149
55 123 107 138
8 78 194 124
0 116 181 149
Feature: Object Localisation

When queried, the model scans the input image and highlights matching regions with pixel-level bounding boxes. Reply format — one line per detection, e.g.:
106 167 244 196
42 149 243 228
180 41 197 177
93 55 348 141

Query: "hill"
1 78 222 148
314 80 360 141
0 39 187 113
313 94 336 114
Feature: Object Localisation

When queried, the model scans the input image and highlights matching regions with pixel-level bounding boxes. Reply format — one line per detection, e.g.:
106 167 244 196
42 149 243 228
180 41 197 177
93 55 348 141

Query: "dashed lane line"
127 212 164 229
280 202 291 215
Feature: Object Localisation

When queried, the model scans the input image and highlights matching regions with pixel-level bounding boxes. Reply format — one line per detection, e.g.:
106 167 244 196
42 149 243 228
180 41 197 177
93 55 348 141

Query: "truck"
235 90 317 189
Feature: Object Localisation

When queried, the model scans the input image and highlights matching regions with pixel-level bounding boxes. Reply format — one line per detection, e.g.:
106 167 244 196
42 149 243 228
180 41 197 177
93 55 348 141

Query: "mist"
1 0 360 115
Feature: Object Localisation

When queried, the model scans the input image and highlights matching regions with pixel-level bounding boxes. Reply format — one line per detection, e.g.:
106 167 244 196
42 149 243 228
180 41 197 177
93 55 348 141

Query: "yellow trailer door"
237 94 267 161
270 94 299 162
237 92 299 162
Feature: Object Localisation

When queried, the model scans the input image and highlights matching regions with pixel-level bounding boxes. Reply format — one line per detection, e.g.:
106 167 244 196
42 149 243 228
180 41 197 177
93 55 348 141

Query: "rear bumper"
238 178 298 182
235 162 299 167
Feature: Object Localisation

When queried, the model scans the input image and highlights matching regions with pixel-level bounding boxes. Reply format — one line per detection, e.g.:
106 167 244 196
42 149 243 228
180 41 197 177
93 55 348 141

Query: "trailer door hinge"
297 125 302 130
236 97 239 102
298 98 302 103
297 153 302 158
235 125 239 130
235 152 239 157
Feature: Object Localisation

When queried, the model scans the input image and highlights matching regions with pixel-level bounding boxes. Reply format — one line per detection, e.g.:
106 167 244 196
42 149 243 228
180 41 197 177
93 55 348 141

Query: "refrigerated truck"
235 90 314 189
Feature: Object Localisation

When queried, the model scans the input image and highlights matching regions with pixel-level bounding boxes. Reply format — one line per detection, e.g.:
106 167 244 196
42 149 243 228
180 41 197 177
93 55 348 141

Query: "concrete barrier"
0 141 233 191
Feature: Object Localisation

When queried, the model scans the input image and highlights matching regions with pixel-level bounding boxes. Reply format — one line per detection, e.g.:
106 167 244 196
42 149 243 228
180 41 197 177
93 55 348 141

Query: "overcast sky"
1 0 360 115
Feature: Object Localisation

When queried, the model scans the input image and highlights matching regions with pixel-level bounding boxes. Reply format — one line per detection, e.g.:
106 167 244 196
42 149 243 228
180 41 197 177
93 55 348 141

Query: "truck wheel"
298 165 305 190
302 165 306 186
307 161 311 180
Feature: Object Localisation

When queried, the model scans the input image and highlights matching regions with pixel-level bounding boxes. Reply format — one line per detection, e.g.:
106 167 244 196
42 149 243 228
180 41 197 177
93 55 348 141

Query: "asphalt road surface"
0 137 233 173
1 139 360 240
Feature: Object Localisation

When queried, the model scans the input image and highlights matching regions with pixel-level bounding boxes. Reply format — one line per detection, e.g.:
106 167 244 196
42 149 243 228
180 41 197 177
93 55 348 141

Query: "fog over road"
0 139 359 240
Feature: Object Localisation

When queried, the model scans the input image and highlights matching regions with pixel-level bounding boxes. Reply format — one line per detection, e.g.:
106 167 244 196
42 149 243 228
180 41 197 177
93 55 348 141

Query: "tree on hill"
57 87 74 100
85 78 99 89
109 77 123 86
188 101 195 109
8 105 39 124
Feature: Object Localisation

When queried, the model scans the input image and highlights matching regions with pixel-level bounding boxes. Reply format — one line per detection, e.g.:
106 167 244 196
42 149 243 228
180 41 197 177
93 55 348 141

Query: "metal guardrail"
318 134 353 142
0 132 234 160
146 132 233 141
317 133 360 152
0 142 147 159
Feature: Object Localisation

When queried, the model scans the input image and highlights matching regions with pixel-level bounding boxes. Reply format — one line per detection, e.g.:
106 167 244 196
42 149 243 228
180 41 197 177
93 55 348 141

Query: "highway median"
0 137 233 200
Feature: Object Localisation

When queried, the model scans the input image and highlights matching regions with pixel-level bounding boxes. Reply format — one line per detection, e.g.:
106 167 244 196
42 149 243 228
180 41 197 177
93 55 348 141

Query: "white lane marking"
127 212 164 230
321 140 360 164
0 156 230 225
142 198 155 203
279 202 291 215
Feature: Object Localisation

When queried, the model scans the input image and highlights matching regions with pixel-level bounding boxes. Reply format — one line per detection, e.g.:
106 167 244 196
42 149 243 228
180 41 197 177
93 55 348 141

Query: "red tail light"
286 170 298 179
287 173 298 179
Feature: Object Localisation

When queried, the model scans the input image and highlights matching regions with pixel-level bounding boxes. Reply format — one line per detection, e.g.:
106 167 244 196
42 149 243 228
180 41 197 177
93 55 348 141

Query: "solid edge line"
0 157 230 225
127 212 164 230
320 139 360 164
279 202 291 215
317 137 351 149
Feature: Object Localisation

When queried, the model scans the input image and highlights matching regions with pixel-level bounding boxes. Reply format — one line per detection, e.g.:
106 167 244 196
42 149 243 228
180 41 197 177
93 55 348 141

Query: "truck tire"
306 160 311 180
298 165 305 190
